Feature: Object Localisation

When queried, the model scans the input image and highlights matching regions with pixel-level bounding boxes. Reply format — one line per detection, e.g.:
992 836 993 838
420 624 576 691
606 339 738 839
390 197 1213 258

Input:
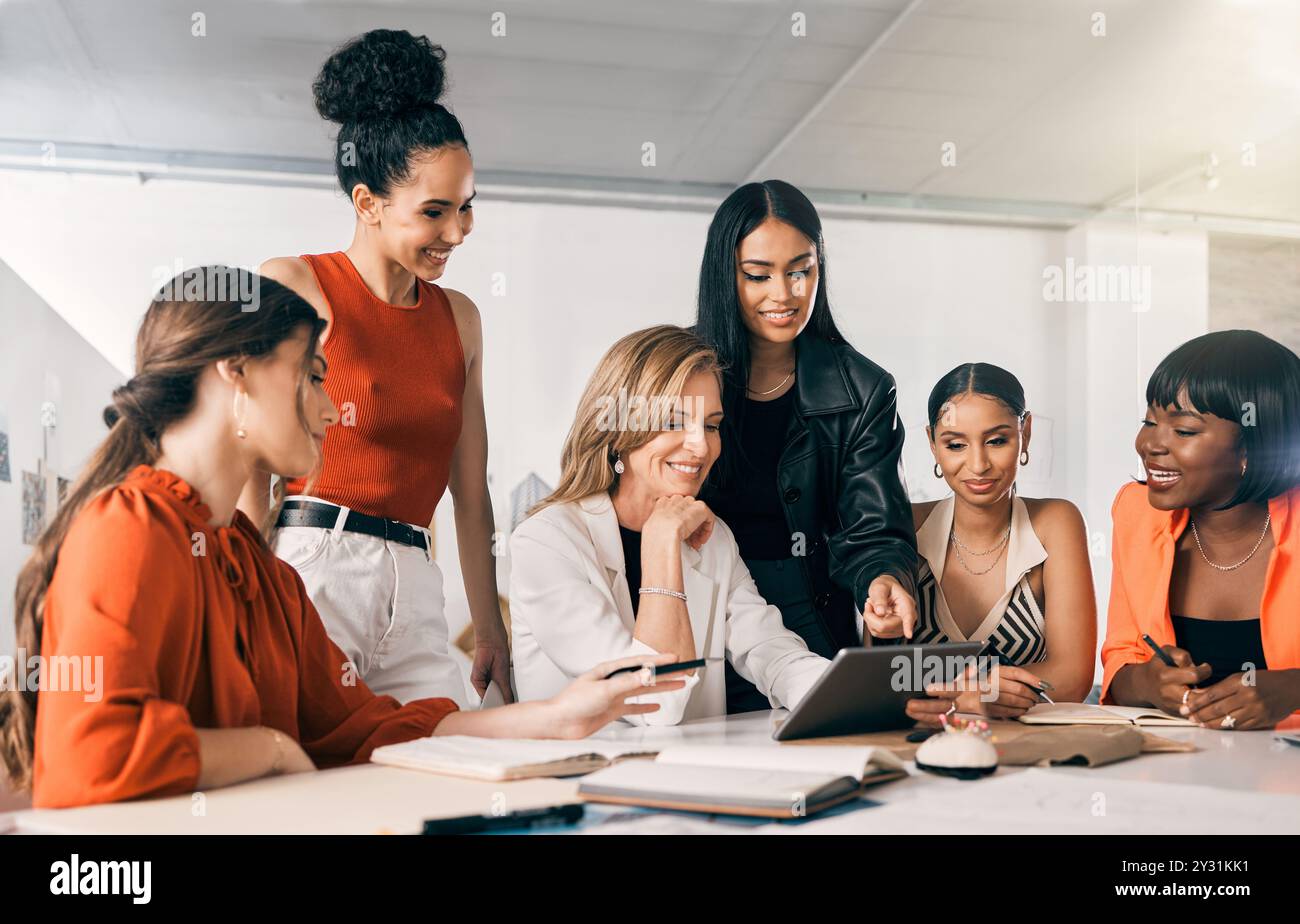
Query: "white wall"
0 258 126 654
0 170 1216 666
1208 234 1300 354
1061 222 1209 657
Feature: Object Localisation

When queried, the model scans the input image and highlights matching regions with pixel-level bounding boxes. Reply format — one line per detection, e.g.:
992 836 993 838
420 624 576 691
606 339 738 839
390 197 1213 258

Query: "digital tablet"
772 642 986 741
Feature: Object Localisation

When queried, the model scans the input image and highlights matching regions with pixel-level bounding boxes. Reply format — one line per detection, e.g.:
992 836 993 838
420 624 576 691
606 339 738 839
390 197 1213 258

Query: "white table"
591 711 1300 834
9 711 1300 835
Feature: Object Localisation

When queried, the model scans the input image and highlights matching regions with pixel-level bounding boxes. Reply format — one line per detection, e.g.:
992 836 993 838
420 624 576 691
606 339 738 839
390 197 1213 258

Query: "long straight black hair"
694 180 847 487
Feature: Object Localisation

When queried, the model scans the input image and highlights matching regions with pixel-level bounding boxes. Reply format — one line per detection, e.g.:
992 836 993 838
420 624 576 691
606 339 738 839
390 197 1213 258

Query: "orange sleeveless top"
283 252 466 526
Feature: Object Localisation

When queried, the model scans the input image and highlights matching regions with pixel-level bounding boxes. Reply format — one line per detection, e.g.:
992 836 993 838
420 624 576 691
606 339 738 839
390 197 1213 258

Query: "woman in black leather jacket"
694 180 919 713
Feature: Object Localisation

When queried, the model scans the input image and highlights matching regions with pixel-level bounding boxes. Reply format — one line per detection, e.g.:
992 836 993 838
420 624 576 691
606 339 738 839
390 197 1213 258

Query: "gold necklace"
747 369 795 396
1189 512 1271 571
950 536 1008 576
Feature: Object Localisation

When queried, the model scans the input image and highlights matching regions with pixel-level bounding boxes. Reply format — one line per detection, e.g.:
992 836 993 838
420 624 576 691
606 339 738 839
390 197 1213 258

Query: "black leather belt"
277 500 429 552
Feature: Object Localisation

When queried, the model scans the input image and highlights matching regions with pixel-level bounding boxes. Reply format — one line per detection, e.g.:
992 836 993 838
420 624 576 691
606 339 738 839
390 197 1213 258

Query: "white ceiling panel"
0 0 1294 222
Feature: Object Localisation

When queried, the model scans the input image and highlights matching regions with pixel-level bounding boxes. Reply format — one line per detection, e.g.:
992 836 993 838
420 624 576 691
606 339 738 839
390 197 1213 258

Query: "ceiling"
0 0 1297 224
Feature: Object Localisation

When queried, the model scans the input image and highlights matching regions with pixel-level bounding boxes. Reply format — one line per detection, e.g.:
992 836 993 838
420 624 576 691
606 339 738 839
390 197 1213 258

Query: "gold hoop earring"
1019 449 1030 466
933 463 943 479
233 389 248 440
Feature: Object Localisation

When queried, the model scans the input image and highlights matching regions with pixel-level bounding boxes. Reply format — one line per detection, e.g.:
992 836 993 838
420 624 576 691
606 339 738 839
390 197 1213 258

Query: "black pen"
423 803 584 835
1141 633 1179 667
1143 633 1202 693
604 657 720 679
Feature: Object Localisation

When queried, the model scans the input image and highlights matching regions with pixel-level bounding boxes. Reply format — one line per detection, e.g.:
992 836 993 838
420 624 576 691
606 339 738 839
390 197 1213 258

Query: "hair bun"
313 29 448 124
106 379 152 434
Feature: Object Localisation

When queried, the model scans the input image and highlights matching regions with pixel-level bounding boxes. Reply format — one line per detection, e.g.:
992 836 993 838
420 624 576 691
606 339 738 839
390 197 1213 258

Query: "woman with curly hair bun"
242 29 509 708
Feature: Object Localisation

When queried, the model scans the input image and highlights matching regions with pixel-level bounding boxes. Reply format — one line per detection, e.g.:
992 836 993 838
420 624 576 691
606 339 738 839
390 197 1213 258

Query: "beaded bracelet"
638 586 687 602
265 727 289 774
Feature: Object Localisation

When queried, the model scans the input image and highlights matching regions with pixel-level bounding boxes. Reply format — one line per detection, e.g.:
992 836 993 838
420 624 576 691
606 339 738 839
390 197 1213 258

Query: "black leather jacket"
704 332 919 651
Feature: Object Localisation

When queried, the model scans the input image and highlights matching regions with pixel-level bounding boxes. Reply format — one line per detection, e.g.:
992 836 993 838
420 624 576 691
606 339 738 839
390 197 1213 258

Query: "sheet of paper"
785 768 1300 835
581 813 765 835
478 680 507 710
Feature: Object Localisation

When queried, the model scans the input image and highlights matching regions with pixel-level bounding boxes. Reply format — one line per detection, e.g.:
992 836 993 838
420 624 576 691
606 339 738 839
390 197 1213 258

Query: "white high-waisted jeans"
272 496 467 707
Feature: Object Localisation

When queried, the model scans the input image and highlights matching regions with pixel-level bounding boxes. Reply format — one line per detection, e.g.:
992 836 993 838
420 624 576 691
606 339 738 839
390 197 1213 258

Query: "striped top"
912 495 1048 665
283 252 466 527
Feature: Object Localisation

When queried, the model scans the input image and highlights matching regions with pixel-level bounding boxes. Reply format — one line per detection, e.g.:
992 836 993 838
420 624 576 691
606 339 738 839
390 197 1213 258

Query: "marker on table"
423 804 584 835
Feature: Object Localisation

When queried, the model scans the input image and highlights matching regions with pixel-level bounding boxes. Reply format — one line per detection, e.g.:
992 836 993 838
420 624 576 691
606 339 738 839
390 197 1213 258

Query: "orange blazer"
33 465 458 808
1101 481 1300 722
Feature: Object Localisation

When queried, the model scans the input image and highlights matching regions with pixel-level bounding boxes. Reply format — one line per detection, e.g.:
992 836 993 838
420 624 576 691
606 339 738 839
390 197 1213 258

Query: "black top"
620 524 642 617
1171 615 1268 686
709 388 797 561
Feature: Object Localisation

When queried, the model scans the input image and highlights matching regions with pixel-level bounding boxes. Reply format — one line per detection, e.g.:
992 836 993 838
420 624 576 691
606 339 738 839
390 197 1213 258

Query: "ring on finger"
1181 688 1190 705
1220 714 1236 729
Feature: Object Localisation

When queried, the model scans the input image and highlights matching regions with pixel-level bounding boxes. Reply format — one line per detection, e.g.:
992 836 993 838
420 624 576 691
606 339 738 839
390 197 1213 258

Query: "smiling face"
1136 393 1245 511
240 326 338 479
618 371 724 503
735 218 818 346
929 392 1030 507
358 144 475 282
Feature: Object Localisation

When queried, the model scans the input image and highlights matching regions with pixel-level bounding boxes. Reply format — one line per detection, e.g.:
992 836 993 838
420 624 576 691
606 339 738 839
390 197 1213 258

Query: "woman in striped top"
905 363 1097 725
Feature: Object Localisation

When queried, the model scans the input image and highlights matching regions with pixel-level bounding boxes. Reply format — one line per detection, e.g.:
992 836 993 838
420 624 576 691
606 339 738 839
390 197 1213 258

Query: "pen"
423 803 584 835
1028 683 1055 705
604 657 720 679
1141 633 1179 667
1142 633 1202 694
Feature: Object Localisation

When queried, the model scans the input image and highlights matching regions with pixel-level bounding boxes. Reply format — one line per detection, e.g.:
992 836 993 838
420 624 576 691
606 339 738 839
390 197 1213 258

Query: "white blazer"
508 493 830 725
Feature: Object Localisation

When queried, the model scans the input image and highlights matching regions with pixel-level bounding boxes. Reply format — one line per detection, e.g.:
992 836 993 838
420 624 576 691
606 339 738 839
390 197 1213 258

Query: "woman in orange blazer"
0 268 680 808
1103 329 1300 730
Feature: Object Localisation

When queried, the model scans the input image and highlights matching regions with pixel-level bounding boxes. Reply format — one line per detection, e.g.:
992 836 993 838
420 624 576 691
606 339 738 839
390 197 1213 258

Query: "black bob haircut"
313 29 469 198
1146 329 1300 507
927 362 1028 434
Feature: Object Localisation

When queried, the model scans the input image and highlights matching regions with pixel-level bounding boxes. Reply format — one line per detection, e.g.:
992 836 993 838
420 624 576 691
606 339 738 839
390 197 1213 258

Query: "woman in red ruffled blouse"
1 270 681 808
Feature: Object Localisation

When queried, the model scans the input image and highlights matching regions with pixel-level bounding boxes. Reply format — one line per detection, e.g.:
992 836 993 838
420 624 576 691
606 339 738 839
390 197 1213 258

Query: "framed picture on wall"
22 469 45 545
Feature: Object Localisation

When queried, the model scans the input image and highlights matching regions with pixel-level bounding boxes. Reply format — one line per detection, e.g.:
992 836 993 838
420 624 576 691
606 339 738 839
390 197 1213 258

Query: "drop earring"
933 463 943 479
233 389 248 440
1020 449 1030 466
613 453 625 475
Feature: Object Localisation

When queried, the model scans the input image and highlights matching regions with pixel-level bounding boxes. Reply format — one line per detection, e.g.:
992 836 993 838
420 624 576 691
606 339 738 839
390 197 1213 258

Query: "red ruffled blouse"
33 465 458 808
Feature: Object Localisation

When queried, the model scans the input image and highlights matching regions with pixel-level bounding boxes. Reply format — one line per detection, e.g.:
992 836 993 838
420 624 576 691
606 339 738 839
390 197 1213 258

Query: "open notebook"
1019 702 1196 726
577 745 906 818
369 736 658 781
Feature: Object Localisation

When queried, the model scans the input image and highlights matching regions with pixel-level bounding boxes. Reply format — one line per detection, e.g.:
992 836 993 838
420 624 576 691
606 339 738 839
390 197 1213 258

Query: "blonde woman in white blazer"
509 326 830 725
